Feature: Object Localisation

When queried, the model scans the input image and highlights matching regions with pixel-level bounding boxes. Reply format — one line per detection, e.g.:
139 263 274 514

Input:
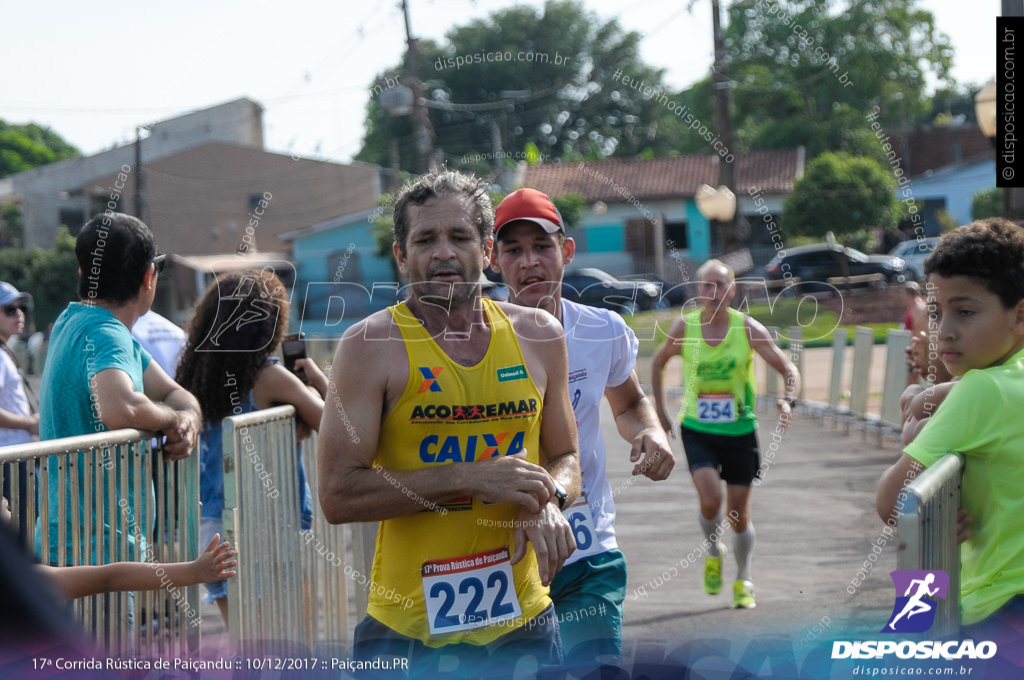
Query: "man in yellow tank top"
652 260 800 610
318 169 581 677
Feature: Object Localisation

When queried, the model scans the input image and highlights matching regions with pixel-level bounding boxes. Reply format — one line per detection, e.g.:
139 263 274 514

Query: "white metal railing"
827 328 848 413
0 429 200 656
896 453 963 638
221 405 350 656
877 329 912 443
849 326 874 419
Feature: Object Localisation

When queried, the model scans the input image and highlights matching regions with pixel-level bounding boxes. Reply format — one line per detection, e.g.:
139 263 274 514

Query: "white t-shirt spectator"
0 347 33 447
132 311 186 376
560 298 639 566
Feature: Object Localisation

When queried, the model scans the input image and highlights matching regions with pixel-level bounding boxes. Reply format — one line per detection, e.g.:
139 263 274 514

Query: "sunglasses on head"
151 253 167 273
3 305 26 317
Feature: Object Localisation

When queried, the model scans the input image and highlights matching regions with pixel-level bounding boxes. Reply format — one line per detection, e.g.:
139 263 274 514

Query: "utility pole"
134 125 145 221
711 0 739 254
401 0 434 173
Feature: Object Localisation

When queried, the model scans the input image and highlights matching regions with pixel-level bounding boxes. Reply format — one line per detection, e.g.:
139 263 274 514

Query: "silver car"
889 237 939 280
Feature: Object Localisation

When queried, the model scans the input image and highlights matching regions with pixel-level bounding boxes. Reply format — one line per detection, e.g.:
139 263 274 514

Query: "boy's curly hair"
925 218 1024 309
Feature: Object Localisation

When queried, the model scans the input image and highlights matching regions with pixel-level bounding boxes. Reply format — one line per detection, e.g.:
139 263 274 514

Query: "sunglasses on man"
152 253 167 273
2 305 26 317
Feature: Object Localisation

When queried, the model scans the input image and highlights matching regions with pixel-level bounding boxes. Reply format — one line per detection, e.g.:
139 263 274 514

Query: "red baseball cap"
494 188 565 239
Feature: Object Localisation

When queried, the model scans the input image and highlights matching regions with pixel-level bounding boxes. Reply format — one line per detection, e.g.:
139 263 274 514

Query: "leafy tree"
721 0 954 157
971 186 1004 221
551 194 584 231
782 152 899 239
1 204 24 247
356 1 685 171
0 120 79 178
0 226 78 329
922 84 981 127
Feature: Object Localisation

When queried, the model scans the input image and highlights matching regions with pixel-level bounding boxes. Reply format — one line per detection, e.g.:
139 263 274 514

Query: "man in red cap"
490 188 675 671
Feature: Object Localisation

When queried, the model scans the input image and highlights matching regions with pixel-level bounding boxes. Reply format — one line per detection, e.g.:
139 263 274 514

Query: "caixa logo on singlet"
419 431 526 463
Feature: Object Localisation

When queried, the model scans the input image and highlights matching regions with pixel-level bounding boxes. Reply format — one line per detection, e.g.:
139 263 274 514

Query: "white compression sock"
699 513 725 557
733 523 756 582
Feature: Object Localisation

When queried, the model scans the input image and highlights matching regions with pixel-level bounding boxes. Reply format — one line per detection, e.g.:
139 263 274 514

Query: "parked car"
764 243 912 292
562 267 661 314
621 273 692 308
888 237 938 280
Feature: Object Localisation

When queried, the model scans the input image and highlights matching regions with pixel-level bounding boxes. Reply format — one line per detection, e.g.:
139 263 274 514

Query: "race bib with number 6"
422 546 523 635
563 494 601 559
697 392 736 423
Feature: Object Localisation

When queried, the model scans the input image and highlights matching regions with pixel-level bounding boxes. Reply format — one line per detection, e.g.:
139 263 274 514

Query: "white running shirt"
560 299 638 566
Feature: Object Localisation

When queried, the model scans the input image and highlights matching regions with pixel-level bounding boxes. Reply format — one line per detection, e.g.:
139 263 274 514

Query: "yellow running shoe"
733 579 756 608
703 549 725 595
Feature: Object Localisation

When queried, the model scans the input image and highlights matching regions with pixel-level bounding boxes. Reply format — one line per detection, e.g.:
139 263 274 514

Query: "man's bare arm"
651 317 686 436
92 365 199 459
747 318 800 432
142 361 201 459
605 372 675 480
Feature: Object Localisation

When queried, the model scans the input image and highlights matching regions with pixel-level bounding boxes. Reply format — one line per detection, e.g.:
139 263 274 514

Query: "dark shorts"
353 604 562 679
681 425 761 486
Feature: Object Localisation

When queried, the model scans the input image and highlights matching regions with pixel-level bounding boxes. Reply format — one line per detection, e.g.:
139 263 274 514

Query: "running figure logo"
196 268 284 352
882 570 949 633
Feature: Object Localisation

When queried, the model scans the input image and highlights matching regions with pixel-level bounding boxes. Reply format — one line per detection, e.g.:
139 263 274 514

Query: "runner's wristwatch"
553 480 568 510
781 396 797 407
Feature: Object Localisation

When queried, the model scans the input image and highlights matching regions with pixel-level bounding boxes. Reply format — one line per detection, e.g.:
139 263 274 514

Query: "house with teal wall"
521 149 804 278
280 208 399 338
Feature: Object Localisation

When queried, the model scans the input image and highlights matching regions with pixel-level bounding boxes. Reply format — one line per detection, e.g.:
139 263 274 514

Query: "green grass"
626 300 899 356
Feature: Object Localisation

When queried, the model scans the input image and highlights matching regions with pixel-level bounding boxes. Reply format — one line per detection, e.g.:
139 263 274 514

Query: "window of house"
664 221 688 250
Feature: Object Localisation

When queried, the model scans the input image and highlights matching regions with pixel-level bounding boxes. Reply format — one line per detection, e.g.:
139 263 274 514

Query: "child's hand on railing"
194 533 238 583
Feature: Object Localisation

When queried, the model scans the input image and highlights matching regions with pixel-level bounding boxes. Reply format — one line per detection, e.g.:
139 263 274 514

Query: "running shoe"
703 547 725 595
733 579 756 608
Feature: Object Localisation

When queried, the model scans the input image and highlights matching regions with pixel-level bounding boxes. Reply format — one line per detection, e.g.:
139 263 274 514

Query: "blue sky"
0 0 995 163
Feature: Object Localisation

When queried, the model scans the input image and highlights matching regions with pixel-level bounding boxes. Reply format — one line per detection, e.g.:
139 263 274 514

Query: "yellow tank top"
367 299 549 646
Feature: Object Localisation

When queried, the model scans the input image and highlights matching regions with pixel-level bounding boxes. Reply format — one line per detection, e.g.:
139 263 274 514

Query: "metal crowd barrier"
896 453 963 638
849 326 874 422
787 326 805 401
823 328 849 426
0 429 200 656
876 329 912 444
222 405 350 656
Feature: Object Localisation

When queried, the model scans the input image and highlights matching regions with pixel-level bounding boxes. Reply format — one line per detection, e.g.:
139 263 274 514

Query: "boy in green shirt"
877 218 1024 638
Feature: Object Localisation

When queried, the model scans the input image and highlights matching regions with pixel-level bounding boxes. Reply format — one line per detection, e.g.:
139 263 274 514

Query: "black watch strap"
553 481 568 510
